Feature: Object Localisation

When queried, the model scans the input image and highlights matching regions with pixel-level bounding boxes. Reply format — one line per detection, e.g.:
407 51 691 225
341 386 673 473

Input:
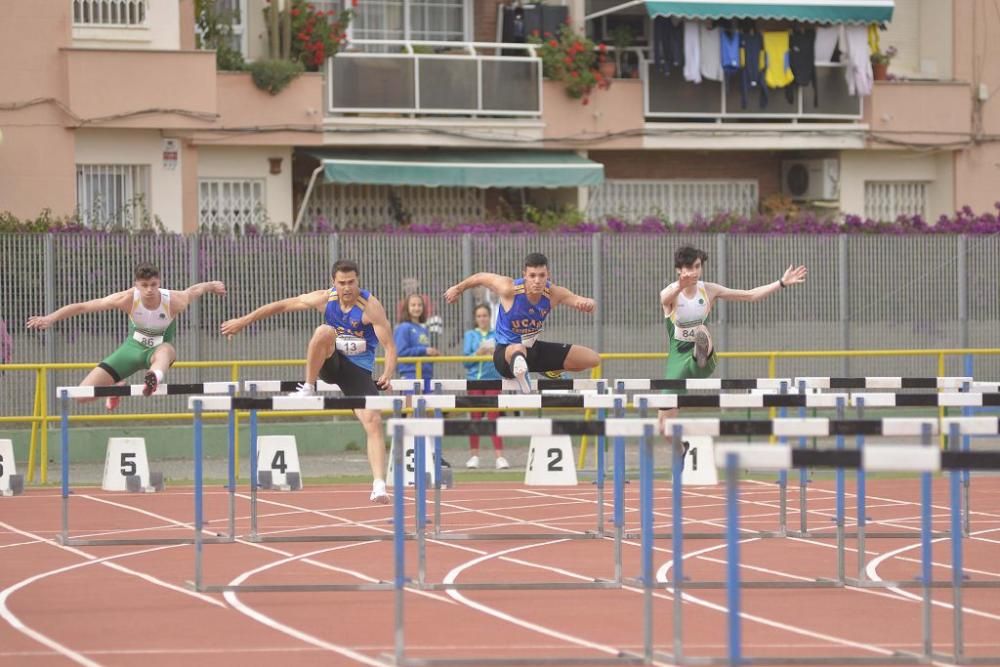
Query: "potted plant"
609 25 633 76
530 24 610 103
870 45 896 81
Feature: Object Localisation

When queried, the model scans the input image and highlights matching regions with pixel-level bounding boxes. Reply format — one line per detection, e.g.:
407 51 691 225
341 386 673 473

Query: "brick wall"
475 0 504 43
591 150 784 199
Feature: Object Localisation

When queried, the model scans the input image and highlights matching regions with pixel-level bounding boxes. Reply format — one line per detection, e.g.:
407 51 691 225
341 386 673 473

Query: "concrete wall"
0 1 76 219
197 145 295 227
75 129 185 232
951 0 1000 214
839 150 954 219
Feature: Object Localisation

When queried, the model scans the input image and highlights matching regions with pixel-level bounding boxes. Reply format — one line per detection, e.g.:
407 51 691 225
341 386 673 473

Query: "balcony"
644 62 862 121
63 48 216 129
327 41 542 118
864 80 972 146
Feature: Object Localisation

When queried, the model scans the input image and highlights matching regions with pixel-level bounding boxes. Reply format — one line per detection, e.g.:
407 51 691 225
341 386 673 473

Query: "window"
318 0 467 45
73 0 148 26
199 179 266 233
76 164 151 228
864 181 928 221
214 0 247 57
587 179 758 223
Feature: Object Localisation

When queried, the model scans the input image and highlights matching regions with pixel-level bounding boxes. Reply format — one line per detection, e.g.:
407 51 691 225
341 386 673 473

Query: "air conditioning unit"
781 159 840 201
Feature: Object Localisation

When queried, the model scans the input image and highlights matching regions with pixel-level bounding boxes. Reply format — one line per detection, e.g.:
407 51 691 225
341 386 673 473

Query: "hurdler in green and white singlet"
664 279 717 382
98 288 177 383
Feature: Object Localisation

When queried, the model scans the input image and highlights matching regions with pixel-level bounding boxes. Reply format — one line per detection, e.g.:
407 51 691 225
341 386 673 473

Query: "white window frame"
864 181 929 222
76 164 152 228
198 178 267 233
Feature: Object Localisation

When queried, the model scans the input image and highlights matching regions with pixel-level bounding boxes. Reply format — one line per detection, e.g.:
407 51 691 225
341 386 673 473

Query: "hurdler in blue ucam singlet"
325 287 379 372
495 278 551 347
444 252 600 393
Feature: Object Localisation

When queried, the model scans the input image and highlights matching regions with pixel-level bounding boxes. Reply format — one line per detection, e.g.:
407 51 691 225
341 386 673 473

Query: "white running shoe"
511 355 532 393
495 455 510 470
290 382 316 397
694 330 710 369
370 479 390 504
465 455 480 469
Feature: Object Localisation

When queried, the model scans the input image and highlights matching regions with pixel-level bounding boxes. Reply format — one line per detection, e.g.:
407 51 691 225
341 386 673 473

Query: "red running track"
1 477 998 666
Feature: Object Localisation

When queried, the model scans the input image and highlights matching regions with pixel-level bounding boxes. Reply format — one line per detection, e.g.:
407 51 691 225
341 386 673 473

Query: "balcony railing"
327 40 542 118
644 61 863 121
73 0 148 26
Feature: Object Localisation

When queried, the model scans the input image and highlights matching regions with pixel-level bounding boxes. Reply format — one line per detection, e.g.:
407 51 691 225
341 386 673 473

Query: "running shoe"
511 355 532 393
105 396 121 411
290 382 316 397
465 455 480 469
370 479 390 504
694 330 710 369
495 455 510 470
142 371 158 397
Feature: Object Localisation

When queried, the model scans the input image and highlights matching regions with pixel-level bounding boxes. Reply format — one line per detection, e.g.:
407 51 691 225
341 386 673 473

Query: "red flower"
531 30 540 37
570 70 579 78
548 39 558 48
290 8 300 16
563 56 573 65
352 0 359 7
598 43 607 53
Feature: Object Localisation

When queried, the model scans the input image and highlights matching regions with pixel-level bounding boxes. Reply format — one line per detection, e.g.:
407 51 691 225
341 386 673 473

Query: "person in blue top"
445 252 599 393
220 259 398 505
395 293 440 392
462 303 508 469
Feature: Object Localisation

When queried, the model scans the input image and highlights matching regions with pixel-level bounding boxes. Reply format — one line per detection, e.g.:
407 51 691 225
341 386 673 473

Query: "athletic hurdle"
55 383 239 547
385 417 664 666
711 437 1000 667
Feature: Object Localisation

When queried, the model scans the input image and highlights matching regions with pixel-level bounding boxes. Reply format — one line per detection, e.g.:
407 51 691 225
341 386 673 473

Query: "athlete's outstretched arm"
26 290 132 330
169 281 227 315
549 285 596 313
707 264 808 303
363 296 397 390
220 289 326 337
443 273 514 304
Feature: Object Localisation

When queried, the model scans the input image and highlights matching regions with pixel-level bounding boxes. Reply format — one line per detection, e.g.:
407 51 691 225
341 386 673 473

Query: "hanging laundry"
814 25 841 63
683 21 701 82
762 30 794 89
652 16 685 76
699 21 723 81
788 26 818 106
867 23 880 55
739 27 767 109
843 25 873 95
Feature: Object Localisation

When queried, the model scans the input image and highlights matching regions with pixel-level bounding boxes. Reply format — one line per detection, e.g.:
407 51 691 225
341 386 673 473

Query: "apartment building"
1 0 997 233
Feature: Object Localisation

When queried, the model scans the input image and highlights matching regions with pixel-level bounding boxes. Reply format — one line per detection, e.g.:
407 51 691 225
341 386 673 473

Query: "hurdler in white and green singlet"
99 288 177 382
664 279 717 382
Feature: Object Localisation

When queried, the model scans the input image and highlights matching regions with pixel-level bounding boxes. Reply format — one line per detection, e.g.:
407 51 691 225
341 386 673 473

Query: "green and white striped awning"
644 0 893 23
309 150 604 188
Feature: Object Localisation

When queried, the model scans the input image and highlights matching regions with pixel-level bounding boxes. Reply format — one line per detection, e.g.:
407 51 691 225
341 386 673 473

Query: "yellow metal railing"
3 348 997 484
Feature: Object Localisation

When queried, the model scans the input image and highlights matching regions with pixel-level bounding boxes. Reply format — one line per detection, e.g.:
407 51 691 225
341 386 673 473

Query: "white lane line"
866 527 1000 622
224 544 388 667
441 539 672 667
0 536 183 667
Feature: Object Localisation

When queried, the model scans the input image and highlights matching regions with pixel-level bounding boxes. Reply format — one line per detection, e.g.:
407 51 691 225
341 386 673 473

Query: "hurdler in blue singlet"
325 288 379 371
495 278 552 347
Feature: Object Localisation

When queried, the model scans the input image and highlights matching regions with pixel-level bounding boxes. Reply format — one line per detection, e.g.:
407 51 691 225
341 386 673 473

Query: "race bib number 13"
336 336 367 356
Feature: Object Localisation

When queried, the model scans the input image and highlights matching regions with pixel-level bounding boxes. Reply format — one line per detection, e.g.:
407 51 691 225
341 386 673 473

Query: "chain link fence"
2 233 997 417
